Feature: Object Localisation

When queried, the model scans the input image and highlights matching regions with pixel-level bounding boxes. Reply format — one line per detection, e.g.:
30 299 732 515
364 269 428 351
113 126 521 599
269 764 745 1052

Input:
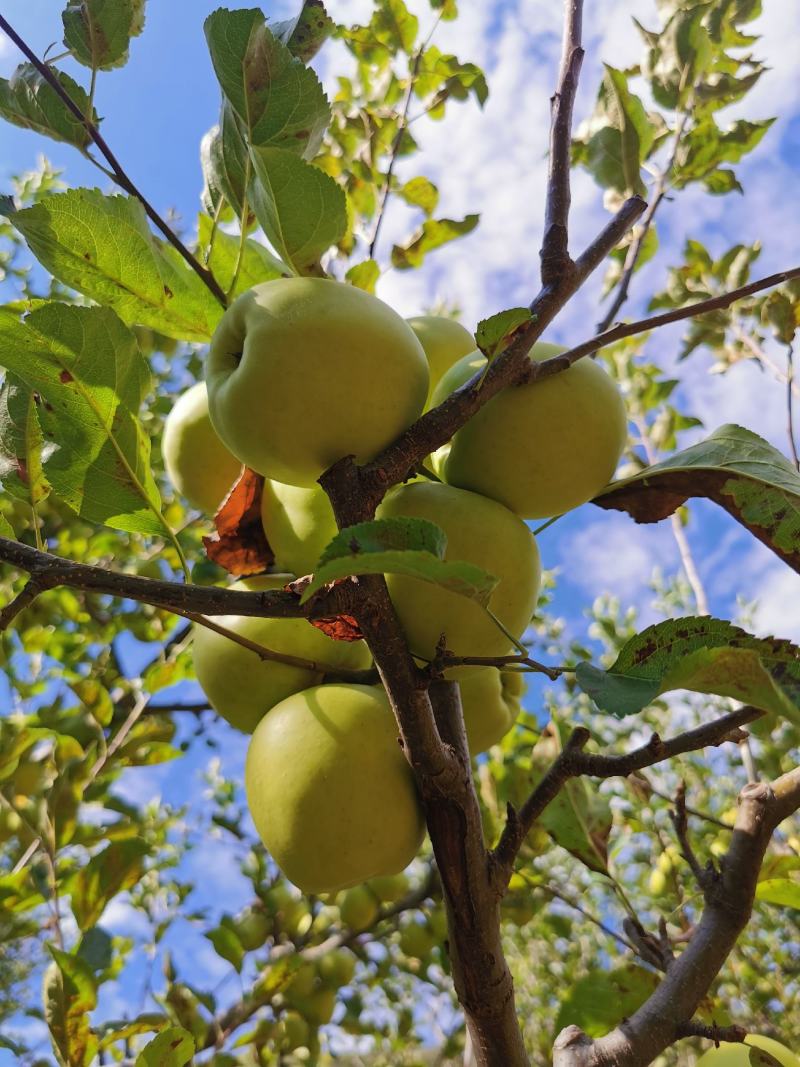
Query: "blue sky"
1 0 800 1059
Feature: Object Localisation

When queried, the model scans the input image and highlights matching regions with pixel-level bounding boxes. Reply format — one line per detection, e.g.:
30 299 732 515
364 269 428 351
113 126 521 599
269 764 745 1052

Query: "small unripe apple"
245 685 425 894
406 315 476 404
192 574 371 733
233 905 270 951
261 479 338 577
376 481 541 660
207 278 429 486
317 948 357 988
367 872 410 904
399 921 436 959
162 381 242 514
431 342 628 519
339 884 380 931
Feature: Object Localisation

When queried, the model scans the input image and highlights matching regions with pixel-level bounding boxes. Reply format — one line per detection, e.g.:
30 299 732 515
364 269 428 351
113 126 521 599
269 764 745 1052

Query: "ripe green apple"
697 1036 799 1067
368 872 410 904
207 278 429 486
399 920 436 959
339 884 380 930
192 574 371 734
276 1011 310 1051
232 905 270 951
162 381 242 514
245 684 425 894
317 948 357 988
458 667 525 755
406 315 477 404
431 342 628 519
261 479 338 577
376 481 541 659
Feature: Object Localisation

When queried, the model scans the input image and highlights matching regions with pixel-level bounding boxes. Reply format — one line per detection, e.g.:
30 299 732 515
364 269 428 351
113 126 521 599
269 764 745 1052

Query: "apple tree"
0 1 798 1065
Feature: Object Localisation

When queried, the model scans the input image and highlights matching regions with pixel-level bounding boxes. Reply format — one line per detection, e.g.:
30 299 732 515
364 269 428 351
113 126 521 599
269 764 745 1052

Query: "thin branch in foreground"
0 575 49 630
0 15 227 307
540 0 584 287
669 782 716 895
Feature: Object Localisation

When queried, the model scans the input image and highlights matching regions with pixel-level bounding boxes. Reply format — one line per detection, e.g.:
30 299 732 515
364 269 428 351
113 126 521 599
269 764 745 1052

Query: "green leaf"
398 176 439 216
62 0 146 71
0 374 52 507
77 926 113 973
756 878 800 909
44 947 98 1067
554 964 660 1038
300 516 499 606
639 6 712 110
572 66 654 196
529 720 611 874
576 617 800 725
98 1015 169 1050
206 922 245 972
476 308 532 361
197 213 287 299
594 425 800 574
271 0 335 62
373 0 419 53
391 214 479 270
1 189 221 342
135 1026 194 1067
249 146 347 274
0 303 168 536
204 7 330 157
0 514 13 538
345 258 380 293
0 64 99 149
70 838 149 931
200 102 252 221
703 168 744 195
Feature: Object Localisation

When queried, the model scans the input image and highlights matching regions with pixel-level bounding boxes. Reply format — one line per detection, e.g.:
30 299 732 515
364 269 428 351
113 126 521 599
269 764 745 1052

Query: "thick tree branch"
492 707 762 887
553 765 800 1067
540 0 584 287
0 16 227 307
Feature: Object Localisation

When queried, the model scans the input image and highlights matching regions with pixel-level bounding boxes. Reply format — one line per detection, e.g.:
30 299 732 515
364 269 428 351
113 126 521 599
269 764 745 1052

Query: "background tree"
0 1 798 1066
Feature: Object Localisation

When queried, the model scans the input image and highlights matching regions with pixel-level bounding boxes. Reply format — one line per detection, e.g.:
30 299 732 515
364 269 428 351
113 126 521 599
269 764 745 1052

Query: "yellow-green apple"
207 278 429 486
192 574 371 733
261 479 338 577
406 315 477 403
232 905 270 951
162 381 242 514
458 667 525 754
430 342 628 518
367 872 410 904
697 1036 800 1067
376 481 540 659
245 684 425 894
317 948 357 988
399 920 436 959
339 884 380 930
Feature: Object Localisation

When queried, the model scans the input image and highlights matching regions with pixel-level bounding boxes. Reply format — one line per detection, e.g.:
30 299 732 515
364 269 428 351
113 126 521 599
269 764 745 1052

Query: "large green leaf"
134 1026 194 1067
528 720 611 875
300 516 499 605
391 214 479 270
1 189 221 342
197 213 287 299
204 7 330 158
554 964 660 1038
62 0 146 71
0 64 99 149
69 838 149 931
249 146 347 274
44 947 98 1067
0 303 168 535
0 373 52 506
572 66 655 197
756 878 800 909
638 6 712 110
594 425 800 573
576 617 800 725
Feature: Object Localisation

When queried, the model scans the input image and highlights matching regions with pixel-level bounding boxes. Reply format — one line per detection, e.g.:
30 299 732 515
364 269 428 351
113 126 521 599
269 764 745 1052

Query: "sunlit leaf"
0 64 99 149
62 0 146 71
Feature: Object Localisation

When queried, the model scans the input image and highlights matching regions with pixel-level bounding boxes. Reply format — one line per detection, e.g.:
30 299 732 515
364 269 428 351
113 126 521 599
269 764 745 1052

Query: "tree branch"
553 765 800 1067
540 0 584 287
0 15 227 307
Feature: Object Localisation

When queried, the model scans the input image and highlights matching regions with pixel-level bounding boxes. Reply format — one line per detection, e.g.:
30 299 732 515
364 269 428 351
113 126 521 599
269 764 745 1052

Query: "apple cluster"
162 277 627 896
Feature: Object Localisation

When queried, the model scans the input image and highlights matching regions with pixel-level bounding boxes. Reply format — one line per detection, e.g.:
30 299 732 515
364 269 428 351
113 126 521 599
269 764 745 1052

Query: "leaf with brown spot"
594 425 800 573
203 467 274 576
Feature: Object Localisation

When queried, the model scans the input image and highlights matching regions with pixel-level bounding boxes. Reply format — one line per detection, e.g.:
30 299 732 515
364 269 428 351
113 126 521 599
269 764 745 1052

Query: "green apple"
697 1036 799 1067
261 479 338 577
431 342 628 519
245 684 425 894
265 883 309 938
376 481 541 659
406 315 477 404
276 1011 310 1051
339 884 381 930
288 986 336 1026
233 905 270 951
317 948 357 988
399 920 436 959
162 381 242 514
192 574 371 733
207 278 429 486
458 667 525 755
367 872 410 904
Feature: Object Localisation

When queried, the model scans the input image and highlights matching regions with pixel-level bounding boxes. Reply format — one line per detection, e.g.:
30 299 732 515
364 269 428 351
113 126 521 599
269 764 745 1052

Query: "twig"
787 344 800 470
551 264 800 372
0 575 49 630
432 651 566 681
630 772 732 830
669 782 716 894
0 15 227 307
537 882 636 956
540 0 584 287
675 1022 747 1043
733 324 800 398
